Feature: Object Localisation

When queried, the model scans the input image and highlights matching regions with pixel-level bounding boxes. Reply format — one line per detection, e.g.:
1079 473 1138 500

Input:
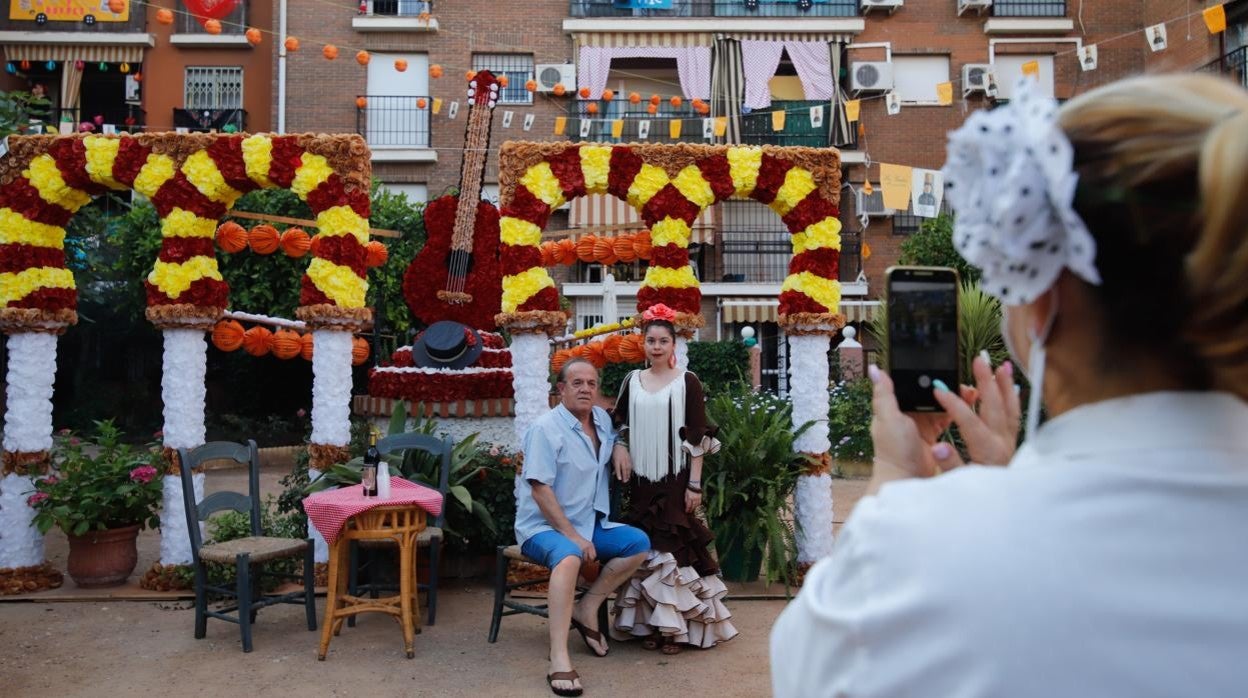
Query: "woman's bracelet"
686 484 702 493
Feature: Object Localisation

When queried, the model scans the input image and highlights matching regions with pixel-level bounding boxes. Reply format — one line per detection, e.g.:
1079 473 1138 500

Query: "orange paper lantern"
646 104 658 116
284 37 300 52
669 96 683 108
602 89 614 102
396 59 409 73
613 234 638 262
365 240 388 268
280 227 311 257
351 337 370 366
428 63 441 78
216 221 248 254
416 97 427 109
593 237 614 263
585 341 607 369
356 96 368 109
575 235 598 263
322 44 339 60
553 83 567 96
204 19 222 35
356 50 370 65
211 320 245 352
156 8 173 24
108 0 125 13
526 79 537 92
309 234 323 257
649 94 661 105
245 28 262 45
578 86 591 99
249 224 280 255
629 92 641 104
551 349 570 375
586 103 598 115
272 329 302 360
557 238 577 265
300 333 314 361
498 75 509 88
619 334 644 363
633 230 652 260
603 334 624 364
242 326 273 357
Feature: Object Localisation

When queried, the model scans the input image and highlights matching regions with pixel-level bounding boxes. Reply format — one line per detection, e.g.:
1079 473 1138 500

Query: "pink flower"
68 437 81 446
27 492 49 507
489 445 501 457
641 303 677 323
42 475 58 486
129 465 158 484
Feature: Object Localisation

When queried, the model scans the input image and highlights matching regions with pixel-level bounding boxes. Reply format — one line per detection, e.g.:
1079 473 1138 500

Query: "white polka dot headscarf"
941 77 1102 305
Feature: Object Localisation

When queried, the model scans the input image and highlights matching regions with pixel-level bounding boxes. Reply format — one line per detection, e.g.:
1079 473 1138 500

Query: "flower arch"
0 133 374 581
496 141 844 562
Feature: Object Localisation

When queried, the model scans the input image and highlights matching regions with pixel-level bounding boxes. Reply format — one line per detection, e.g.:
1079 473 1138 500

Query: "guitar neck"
449 101 494 254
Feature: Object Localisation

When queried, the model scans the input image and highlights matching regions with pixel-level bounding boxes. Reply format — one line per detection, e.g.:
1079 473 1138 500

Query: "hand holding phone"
886 266 961 412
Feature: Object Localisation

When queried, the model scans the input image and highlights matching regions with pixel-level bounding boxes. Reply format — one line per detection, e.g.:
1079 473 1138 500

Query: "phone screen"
887 269 960 412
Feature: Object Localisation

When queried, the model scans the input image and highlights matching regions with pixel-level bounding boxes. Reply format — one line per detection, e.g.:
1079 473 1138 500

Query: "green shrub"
599 339 750 397
898 213 980 284
828 378 874 465
204 495 306 591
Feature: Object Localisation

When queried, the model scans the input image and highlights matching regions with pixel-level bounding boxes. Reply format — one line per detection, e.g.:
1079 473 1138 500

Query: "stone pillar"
837 325 864 380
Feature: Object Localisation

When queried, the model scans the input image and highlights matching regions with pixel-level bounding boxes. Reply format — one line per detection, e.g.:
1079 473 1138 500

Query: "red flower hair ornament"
641 303 677 324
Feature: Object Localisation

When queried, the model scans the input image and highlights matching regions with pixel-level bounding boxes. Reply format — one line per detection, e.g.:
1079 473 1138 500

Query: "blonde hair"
1058 74 1248 398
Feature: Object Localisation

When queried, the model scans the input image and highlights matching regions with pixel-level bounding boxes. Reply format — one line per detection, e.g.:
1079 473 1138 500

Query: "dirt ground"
0 465 868 698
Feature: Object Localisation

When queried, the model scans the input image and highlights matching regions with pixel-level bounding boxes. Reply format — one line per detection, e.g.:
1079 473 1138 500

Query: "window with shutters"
184 67 244 109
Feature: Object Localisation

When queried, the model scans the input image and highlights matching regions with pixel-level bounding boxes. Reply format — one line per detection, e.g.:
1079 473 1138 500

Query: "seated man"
515 358 650 697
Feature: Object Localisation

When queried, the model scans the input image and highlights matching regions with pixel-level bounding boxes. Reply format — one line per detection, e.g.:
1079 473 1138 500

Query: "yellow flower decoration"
500 216 542 247
133 153 177 199
0 266 75 306
306 258 367 307
501 267 555 313
147 257 224 299
771 167 817 216
291 153 334 199
520 162 566 209
241 135 274 188
727 147 762 198
671 165 715 210
642 265 699 290
649 217 691 248
314 205 369 242
0 208 65 248
83 136 123 190
183 150 242 206
161 208 218 239
626 164 669 210
25 155 92 211
581 146 611 195
792 216 842 254
782 271 840 312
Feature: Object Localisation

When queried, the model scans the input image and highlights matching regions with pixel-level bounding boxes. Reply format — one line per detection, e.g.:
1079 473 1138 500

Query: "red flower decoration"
637 286 700 316
606 147 644 201
0 178 71 226
499 244 541 276
752 153 793 205
368 369 516 402
299 275 333 306
517 285 559 312
501 185 551 228
206 136 258 195
151 173 225 221
546 146 587 200
641 184 701 229
9 287 76 311
305 174 351 215
48 138 106 196
313 235 368 276
782 196 838 234
0 243 64 273
641 303 677 323
778 289 829 315
696 154 735 203
146 277 229 308
789 247 840 277
157 238 216 264
112 138 152 188
648 243 689 270
267 137 304 188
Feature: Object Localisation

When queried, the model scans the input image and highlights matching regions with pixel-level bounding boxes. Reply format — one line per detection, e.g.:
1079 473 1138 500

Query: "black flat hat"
411 321 485 370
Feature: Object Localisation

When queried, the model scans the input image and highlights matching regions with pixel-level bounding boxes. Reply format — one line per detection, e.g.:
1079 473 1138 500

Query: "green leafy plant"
204 495 307 591
704 390 811 588
828 378 874 466
0 89 52 137
897 212 980 284
868 280 1007 381
599 339 750 397
27 421 164 536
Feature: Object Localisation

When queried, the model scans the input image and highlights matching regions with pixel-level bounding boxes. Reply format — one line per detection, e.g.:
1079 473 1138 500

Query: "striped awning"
721 298 779 323
840 300 880 323
721 32 855 42
573 31 713 50
3 43 146 63
567 195 715 243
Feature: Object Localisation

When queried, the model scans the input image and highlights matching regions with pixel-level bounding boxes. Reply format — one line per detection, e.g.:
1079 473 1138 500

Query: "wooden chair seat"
198 537 309 564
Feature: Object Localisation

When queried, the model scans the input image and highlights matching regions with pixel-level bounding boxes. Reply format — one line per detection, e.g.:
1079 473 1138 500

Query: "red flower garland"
368 369 515 402
502 184 551 228
0 243 63 274
47 138 105 195
112 138 151 188
158 237 217 264
649 243 689 269
305 174 349 215
637 286 700 315
778 289 828 315
10 287 75 311
299 275 333 306
752 153 793 205
517 285 558 313
696 154 735 203
606 147 643 200
151 173 225 220
267 137 304 188
0 178 68 226
546 146 587 200
146 277 229 307
789 247 840 277
206 136 258 194
500 244 541 276
781 194 838 234
313 235 368 276
641 184 701 229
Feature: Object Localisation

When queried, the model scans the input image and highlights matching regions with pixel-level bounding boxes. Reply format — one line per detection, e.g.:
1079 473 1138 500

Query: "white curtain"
578 46 712 100
740 40 785 110
784 41 835 101
740 39 835 109
60 66 83 115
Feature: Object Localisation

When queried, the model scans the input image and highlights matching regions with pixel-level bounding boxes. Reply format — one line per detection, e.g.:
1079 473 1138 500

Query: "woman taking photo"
771 73 1248 696
609 303 738 653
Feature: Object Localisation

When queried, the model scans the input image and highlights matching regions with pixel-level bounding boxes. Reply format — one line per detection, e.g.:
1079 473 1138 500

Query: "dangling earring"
668 353 677 369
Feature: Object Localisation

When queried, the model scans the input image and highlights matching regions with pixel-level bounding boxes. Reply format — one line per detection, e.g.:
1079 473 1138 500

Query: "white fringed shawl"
628 369 685 482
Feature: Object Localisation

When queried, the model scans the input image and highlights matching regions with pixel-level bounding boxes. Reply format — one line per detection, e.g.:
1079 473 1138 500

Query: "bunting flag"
885 92 901 116
880 163 913 211
669 119 682 139
502 110 514 128
702 118 714 139
845 99 861 122
448 100 459 119
1147 23 1168 51
612 119 625 138
523 113 535 131
432 98 443 114
1204 4 1227 33
936 82 953 106
579 118 592 138
713 117 727 137
1079 45 1098 72
638 120 650 139
809 105 823 128
1021 60 1040 78
771 110 785 131
553 116 567 136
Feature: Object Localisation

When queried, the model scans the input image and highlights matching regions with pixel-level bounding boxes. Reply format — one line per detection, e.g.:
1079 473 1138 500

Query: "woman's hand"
612 443 633 482
931 352 1021 469
684 487 702 514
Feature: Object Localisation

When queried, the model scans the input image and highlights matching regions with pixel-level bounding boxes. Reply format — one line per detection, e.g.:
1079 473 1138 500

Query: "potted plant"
704 390 811 588
27 421 163 588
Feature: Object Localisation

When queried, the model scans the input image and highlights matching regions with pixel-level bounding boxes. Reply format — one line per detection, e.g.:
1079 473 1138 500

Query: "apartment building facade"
0 1 273 134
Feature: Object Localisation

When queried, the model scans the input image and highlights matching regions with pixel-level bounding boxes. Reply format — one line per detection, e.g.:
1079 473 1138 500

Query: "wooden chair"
487 544 607 643
346 433 451 626
178 440 317 653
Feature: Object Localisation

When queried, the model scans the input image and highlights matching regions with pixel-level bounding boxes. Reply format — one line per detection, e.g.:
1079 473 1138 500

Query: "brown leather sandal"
547 670 583 697
640 634 661 651
570 618 609 657
660 638 683 655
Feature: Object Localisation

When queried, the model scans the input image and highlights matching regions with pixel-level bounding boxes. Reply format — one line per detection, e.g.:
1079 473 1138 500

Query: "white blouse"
771 391 1248 698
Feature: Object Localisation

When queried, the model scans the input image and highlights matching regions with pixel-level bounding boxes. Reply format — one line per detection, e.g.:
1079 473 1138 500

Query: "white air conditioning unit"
860 0 902 14
535 64 576 93
957 0 992 16
856 189 894 218
850 61 894 93
962 63 993 96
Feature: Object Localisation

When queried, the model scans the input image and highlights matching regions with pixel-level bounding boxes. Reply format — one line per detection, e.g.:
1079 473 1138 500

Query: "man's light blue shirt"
514 403 622 546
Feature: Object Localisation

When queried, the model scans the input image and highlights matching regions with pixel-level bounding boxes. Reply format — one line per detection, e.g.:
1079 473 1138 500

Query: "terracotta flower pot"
66 524 141 588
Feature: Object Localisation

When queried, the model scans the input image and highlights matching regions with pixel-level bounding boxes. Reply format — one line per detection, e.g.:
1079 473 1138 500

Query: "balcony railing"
365 0 432 16
570 0 858 18
1198 46 1248 90
570 107 709 144
356 95 432 148
173 108 247 133
179 1 247 33
740 100 832 148
991 0 1066 17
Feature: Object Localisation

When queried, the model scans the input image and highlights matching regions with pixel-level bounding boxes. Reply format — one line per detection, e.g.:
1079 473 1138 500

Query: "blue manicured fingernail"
932 379 951 393
932 443 953 460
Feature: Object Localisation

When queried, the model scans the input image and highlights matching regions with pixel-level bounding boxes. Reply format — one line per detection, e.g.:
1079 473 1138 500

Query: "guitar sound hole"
445 250 475 275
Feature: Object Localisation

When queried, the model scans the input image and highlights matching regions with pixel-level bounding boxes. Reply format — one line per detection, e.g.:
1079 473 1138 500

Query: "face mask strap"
1023 288 1059 439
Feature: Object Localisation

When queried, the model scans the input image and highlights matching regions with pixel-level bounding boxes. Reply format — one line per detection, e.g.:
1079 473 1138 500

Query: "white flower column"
0 333 58 569
308 330 354 563
159 329 208 565
509 332 552 450
787 333 835 563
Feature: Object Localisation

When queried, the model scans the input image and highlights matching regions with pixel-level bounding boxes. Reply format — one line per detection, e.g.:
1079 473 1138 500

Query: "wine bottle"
362 428 379 497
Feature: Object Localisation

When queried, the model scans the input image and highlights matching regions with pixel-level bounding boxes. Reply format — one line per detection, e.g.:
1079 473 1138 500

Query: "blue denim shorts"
521 520 649 569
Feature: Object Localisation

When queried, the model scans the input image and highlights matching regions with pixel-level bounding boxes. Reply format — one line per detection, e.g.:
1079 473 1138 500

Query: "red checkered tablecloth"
303 478 443 545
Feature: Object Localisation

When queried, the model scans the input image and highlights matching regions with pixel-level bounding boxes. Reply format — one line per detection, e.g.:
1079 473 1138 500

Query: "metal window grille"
185 67 243 110
372 0 432 17
472 54 534 105
179 0 247 33
720 201 792 283
892 200 952 236
992 0 1066 17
